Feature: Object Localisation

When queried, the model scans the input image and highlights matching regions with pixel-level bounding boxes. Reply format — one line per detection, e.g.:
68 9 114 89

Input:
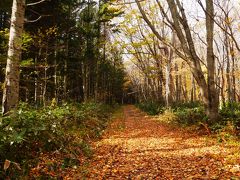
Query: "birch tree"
2 0 26 114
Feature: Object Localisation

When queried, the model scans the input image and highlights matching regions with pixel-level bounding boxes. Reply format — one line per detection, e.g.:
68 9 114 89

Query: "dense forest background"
0 0 127 107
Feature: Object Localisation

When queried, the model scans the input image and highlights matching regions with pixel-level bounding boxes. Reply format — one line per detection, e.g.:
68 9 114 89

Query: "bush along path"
0 102 114 179
74 105 240 179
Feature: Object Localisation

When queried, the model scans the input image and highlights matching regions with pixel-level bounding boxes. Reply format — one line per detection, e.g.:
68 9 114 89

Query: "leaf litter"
71 105 240 179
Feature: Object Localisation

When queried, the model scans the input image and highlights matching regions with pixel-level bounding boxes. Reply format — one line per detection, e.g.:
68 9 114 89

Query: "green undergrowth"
0 102 114 179
136 102 165 115
171 101 206 126
219 102 240 131
137 101 240 139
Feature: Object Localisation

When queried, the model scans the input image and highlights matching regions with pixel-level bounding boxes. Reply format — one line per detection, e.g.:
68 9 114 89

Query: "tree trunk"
64 35 69 101
221 64 225 106
190 75 196 102
230 43 236 102
165 57 171 107
205 0 219 123
34 55 38 105
224 30 231 102
175 63 180 101
165 33 175 107
181 62 188 102
43 44 49 107
54 41 58 102
43 66 47 107
2 0 26 114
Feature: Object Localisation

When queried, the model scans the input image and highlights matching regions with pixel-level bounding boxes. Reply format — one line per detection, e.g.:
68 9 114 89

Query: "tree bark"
190 75 196 102
205 0 219 122
2 0 26 114
230 43 236 102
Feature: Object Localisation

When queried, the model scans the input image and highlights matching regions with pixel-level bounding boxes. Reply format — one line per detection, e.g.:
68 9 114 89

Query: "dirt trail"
78 105 239 179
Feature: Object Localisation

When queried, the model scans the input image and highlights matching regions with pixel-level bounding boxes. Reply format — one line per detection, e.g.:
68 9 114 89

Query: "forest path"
78 105 239 179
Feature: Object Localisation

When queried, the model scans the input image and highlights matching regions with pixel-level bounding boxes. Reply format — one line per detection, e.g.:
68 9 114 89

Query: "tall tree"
2 0 26 114
205 0 219 122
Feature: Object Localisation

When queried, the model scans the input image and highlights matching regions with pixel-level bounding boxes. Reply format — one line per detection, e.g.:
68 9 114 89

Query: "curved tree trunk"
2 0 26 114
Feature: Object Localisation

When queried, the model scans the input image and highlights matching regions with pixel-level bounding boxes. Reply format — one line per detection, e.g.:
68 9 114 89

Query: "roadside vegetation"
0 102 114 179
137 101 240 139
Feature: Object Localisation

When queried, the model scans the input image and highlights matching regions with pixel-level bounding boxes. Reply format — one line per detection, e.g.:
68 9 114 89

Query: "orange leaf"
4 160 11 171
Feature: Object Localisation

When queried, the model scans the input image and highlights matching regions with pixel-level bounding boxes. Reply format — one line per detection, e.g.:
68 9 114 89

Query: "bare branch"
25 15 51 23
197 0 240 52
114 0 145 5
27 0 47 7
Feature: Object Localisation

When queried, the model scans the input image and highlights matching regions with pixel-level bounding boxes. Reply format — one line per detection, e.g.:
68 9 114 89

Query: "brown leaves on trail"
73 105 240 179
29 150 87 179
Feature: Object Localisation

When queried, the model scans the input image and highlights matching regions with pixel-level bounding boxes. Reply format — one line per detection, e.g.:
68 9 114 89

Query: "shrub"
137 101 206 125
172 102 206 126
0 102 112 178
137 101 239 138
137 102 165 115
220 102 240 135
172 101 202 109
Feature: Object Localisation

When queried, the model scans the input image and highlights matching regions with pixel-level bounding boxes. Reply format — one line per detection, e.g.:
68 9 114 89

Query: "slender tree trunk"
34 55 38 105
230 43 236 102
165 33 175 107
182 73 188 102
43 44 49 107
25 86 29 102
64 5 71 101
43 66 47 107
225 32 231 102
190 75 196 102
64 36 68 101
54 42 58 102
2 0 26 114
83 62 87 101
165 58 171 107
175 63 180 101
221 62 226 106
181 62 187 102
156 58 164 103
83 65 88 101
79 61 84 102
95 59 99 101
40 82 43 106
206 0 219 122
179 73 183 101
